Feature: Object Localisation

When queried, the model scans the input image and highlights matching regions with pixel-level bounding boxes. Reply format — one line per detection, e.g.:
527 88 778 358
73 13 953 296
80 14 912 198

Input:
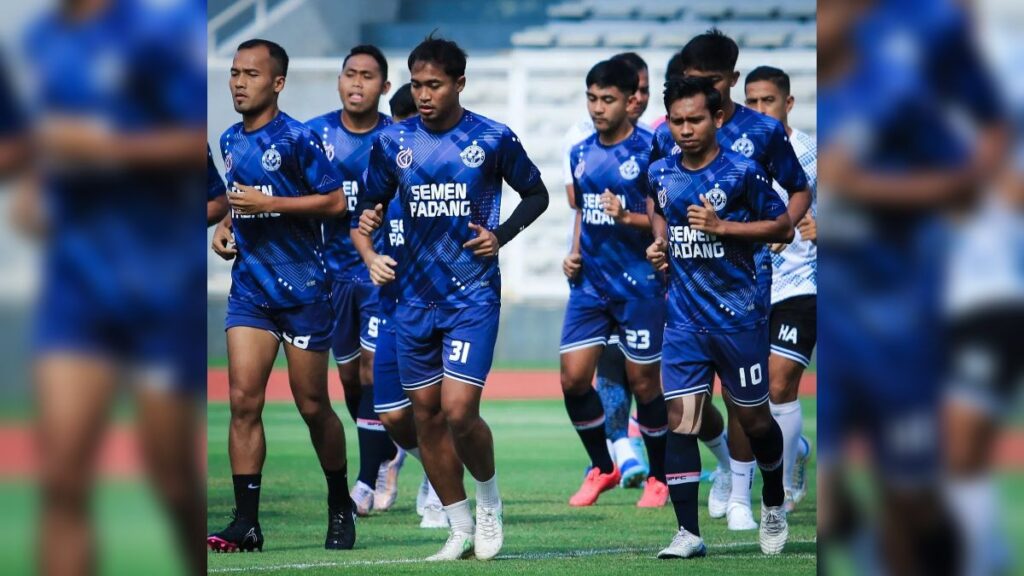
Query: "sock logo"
247 483 260 489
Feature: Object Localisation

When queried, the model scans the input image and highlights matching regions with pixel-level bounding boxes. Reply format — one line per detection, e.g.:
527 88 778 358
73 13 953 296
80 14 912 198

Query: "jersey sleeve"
562 126 577 186
650 124 672 164
298 128 342 195
207 144 226 200
765 121 808 193
362 134 398 205
498 126 542 195
746 163 786 221
648 166 665 217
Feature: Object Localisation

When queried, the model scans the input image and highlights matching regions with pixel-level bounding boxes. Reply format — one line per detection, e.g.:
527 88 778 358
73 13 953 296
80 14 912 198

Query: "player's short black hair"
745 65 791 96
611 52 648 73
389 83 416 118
344 44 388 80
585 59 639 95
665 50 686 82
237 38 289 77
679 28 739 74
664 76 723 116
408 33 467 80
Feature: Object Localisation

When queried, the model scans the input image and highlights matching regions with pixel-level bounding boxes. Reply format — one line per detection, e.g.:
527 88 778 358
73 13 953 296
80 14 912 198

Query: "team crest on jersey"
460 142 485 168
671 143 681 155
619 156 640 180
396 147 413 169
574 158 586 179
657 187 668 209
324 142 335 161
224 152 233 172
261 147 282 172
705 183 728 212
731 134 755 158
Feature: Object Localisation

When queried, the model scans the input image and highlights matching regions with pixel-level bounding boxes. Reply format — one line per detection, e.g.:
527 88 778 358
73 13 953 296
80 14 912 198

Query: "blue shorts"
396 304 500 390
559 292 664 364
330 280 381 364
372 312 410 413
661 324 770 407
225 296 334 352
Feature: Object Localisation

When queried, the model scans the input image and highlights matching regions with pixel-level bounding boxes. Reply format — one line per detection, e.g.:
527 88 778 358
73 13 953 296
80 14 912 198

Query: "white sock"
407 447 421 461
946 476 1001 576
443 499 474 534
606 438 616 465
729 458 756 506
769 400 802 492
703 430 731 472
425 481 442 507
612 437 639 468
476 473 501 509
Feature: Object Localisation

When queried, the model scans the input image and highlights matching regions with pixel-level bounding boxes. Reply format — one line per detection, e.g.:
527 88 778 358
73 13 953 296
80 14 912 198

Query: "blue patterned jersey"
568 127 664 300
220 111 342 308
650 149 785 332
362 110 542 308
377 194 405 317
208 144 226 200
304 111 392 282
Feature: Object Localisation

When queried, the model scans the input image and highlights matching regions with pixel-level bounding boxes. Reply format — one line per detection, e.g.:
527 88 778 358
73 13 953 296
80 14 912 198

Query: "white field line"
207 539 816 573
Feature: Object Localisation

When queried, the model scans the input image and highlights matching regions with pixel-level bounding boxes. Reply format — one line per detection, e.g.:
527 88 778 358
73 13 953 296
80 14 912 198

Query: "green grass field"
206 397 818 575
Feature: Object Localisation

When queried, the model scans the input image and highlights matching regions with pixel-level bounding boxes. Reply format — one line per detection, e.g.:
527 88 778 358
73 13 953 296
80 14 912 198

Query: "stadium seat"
778 0 816 20
603 30 649 48
547 2 591 20
590 1 640 21
791 26 816 48
690 1 732 20
637 1 684 21
731 1 779 19
742 29 791 49
511 28 556 48
557 29 602 48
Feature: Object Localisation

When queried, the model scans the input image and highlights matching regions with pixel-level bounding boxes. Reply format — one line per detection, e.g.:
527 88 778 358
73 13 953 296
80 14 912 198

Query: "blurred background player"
743 65 817 512
646 76 793 559
356 35 549 560
208 38 355 553
304 44 404 517
209 144 229 226
653 29 811 531
561 52 652 489
15 0 207 574
351 82 449 530
559 58 668 509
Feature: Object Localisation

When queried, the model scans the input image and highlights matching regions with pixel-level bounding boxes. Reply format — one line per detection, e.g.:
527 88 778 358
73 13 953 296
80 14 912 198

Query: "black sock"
564 387 613 473
635 394 668 482
356 388 396 486
324 466 352 510
342 386 360 422
748 417 785 507
232 474 261 523
665 432 701 536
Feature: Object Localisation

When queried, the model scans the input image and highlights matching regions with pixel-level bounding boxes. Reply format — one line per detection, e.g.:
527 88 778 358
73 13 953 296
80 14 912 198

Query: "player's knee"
295 395 331 426
443 404 479 438
337 362 361 390
668 396 703 435
737 406 773 438
228 387 264 423
559 369 590 395
629 375 661 404
358 364 373 388
41 468 89 510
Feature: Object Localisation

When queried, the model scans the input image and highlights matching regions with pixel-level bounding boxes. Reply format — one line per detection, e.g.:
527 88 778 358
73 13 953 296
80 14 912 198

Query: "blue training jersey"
569 126 664 300
220 111 342 308
305 111 393 283
208 144 226 200
377 195 406 317
362 110 542 308
650 149 785 332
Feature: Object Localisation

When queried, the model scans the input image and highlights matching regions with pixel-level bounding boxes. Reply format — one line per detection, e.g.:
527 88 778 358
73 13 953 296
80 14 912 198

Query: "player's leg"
439 304 503 560
721 390 759 530
595 341 647 487
657 327 711 560
280 301 355 550
560 293 619 504
36 353 118 576
331 281 363 421
616 298 669 507
695 393 732 519
207 320 277 553
767 295 816 511
713 326 788 554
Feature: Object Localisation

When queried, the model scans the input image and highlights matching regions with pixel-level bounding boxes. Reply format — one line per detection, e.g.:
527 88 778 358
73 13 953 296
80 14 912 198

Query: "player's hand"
229 182 276 215
600 189 625 222
368 254 398 286
687 194 724 235
212 219 237 260
358 204 384 236
562 252 582 280
647 237 669 272
797 213 817 243
769 242 788 253
463 222 499 258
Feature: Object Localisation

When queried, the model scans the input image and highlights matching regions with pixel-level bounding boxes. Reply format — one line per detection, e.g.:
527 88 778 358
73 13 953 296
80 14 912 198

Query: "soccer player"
560 58 669 508
646 77 793 559
208 39 356 552
350 82 449 529
653 29 811 530
304 44 403 517
209 144 229 226
560 53 654 488
355 35 549 561
743 65 817 511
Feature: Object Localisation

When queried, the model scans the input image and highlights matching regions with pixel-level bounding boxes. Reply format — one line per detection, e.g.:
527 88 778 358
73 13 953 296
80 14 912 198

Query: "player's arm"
211 212 237 260
688 166 793 243
563 208 582 279
646 208 669 272
354 138 397 236
227 182 346 217
494 180 550 247
207 195 229 226
350 228 396 286
600 188 651 231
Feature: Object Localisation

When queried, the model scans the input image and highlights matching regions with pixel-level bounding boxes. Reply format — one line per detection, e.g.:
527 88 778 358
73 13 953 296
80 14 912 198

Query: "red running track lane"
205 369 818 402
